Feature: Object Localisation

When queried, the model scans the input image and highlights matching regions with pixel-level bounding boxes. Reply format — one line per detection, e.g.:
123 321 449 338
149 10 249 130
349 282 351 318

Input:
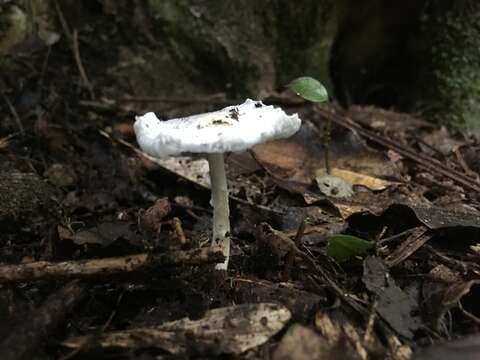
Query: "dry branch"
0 247 224 283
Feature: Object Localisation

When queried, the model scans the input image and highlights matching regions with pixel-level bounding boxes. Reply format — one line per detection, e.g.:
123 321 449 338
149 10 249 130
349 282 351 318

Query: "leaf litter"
1 13 480 360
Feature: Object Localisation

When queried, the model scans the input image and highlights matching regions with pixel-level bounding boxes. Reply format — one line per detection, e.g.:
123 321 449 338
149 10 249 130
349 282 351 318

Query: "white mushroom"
134 99 301 270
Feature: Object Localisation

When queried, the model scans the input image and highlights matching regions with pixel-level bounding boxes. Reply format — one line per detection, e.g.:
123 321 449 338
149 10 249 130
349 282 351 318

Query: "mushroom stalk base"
207 153 231 270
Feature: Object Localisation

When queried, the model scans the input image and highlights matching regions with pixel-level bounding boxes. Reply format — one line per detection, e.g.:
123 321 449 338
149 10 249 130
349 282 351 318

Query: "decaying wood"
0 246 224 283
63 303 291 355
0 280 86 360
384 227 430 267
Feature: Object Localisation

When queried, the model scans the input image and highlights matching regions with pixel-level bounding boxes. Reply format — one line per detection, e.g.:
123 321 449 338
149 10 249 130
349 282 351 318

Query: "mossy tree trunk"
415 0 480 134
146 0 342 97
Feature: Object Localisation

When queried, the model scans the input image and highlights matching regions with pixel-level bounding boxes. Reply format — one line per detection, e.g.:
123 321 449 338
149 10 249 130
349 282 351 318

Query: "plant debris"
1 5 480 359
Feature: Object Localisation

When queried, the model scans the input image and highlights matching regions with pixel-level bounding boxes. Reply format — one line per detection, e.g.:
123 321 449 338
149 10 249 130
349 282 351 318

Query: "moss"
420 0 480 133
0 1 55 54
147 0 341 97
273 0 343 93
148 0 279 96
0 5 28 53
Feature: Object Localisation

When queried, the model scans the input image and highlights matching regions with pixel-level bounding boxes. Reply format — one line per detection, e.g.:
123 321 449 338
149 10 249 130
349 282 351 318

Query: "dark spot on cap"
255 102 262 108
229 107 239 120
260 316 268 326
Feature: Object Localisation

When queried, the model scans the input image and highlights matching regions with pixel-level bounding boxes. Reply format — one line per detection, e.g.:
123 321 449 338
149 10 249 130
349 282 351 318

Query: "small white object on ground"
316 174 354 198
134 99 301 270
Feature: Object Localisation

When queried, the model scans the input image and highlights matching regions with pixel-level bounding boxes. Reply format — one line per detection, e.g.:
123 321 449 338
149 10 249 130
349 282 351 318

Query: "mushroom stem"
207 153 231 270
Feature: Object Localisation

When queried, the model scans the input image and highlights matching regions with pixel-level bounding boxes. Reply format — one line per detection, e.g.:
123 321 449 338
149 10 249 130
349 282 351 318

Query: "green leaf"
287 76 329 103
326 234 374 262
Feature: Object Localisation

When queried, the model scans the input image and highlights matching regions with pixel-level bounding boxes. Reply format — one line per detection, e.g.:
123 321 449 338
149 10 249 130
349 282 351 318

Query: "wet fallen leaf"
362 257 421 339
408 205 480 229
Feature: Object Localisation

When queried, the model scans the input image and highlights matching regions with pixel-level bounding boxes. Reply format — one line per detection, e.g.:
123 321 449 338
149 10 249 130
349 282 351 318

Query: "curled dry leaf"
422 265 480 330
274 323 364 360
141 197 172 232
63 303 291 355
274 325 338 360
316 167 398 191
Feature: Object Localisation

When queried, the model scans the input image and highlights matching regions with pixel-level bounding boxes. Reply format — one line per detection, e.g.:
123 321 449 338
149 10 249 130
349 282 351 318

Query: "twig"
384 227 430 267
458 301 480 326
54 0 94 99
2 94 24 135
377 227 419 246
275 232 370 317
315 105 480 193
283 219 306 281
0 280 86 360
453 145 479 180
72 29 95 99
423 244 478 274
171 217 188 245
363 299 378 344
324 117 332 174
53 0 72 41
0 132 21 149
0 247 224 283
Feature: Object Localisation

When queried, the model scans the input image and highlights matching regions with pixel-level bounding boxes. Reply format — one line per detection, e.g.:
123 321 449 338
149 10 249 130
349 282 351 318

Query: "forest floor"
1 8 480 360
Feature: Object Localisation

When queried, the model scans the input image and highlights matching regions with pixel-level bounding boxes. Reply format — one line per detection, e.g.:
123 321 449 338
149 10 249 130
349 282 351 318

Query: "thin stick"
324 117 331 174
283 219 306 281
53 0 72 41
72 29 95 99
172 217 188 245
2 94 24 135
54 0 94 99
453 146 479 179
0 247 224 283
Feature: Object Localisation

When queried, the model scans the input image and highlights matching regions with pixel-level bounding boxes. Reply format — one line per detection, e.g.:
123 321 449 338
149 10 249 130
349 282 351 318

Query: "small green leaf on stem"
326 234 374 262
287 77 328 103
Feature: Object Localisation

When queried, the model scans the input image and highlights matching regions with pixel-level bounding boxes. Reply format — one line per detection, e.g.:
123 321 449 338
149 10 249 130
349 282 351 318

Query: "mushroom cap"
134 99 301 158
